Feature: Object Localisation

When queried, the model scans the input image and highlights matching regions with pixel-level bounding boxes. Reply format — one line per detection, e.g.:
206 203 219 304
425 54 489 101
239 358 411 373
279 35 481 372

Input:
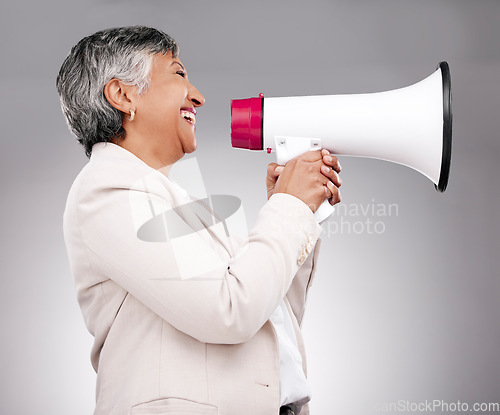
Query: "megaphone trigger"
273 136 323 165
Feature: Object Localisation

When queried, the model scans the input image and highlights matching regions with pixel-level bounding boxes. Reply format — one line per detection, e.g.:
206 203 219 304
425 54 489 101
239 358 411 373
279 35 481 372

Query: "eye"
176 71 186 78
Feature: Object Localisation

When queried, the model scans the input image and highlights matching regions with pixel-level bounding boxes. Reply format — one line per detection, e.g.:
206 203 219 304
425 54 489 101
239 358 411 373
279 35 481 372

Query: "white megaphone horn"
230 62 452 220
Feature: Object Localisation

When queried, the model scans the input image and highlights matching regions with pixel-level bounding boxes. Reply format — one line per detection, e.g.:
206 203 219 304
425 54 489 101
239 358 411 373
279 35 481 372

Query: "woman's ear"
104 79 137 113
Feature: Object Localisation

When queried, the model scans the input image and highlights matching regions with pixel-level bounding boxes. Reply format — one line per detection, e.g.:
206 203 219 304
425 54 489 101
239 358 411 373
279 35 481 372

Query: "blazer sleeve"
64 168 322 345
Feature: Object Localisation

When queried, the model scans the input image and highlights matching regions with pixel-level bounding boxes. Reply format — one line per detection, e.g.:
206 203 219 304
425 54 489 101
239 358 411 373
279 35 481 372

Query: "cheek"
139 85 186 125
148 101 178 125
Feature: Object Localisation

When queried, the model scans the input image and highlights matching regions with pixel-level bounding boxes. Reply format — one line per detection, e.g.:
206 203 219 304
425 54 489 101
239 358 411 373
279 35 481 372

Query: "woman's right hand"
267 149 342 213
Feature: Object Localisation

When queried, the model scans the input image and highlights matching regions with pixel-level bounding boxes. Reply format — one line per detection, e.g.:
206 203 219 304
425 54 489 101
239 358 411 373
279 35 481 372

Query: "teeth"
180 110 196 125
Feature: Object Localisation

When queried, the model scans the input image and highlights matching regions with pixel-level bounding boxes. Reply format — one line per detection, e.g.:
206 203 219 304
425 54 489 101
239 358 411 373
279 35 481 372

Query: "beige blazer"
63 142 322 415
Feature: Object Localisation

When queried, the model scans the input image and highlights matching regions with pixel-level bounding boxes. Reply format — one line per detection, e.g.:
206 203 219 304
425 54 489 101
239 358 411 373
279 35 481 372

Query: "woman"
57 26 342 415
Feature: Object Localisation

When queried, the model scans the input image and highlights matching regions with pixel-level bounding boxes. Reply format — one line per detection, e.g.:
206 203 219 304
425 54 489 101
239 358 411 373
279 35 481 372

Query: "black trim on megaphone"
436 61 452 192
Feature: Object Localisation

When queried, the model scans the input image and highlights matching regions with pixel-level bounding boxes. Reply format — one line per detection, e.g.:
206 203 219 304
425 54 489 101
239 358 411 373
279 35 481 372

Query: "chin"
183 138 197 154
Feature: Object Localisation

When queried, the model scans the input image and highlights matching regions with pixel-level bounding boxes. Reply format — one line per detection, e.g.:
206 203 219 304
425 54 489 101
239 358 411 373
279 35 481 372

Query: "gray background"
1 0 499 414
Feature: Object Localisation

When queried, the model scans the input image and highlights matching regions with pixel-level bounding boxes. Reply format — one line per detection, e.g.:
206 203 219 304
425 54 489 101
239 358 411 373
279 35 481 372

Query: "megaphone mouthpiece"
231 93 264 151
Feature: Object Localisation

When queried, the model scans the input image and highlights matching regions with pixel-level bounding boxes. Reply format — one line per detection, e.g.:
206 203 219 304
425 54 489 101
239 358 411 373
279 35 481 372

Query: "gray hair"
56 26 179 157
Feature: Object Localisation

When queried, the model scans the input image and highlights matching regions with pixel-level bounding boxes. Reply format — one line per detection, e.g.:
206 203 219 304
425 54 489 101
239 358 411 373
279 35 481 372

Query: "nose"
188 82 205 107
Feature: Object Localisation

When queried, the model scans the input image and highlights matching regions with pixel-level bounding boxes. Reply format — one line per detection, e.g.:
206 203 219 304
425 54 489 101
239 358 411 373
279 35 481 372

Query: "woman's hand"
266 149 342 212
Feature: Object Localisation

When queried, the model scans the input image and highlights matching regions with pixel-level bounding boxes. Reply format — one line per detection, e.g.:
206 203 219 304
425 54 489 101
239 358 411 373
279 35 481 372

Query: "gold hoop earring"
129 109 135 121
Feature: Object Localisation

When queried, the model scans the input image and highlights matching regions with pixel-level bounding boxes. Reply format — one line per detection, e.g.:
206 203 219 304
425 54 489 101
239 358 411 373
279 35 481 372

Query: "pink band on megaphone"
230 94 263 150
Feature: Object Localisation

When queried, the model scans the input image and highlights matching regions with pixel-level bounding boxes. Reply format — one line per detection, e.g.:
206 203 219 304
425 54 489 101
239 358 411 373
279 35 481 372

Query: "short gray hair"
56 26 179 157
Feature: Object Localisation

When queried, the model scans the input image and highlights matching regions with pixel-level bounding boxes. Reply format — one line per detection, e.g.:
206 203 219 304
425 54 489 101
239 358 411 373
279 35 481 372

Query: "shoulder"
79 142 156 187
66 142 174 200
63 142 175 230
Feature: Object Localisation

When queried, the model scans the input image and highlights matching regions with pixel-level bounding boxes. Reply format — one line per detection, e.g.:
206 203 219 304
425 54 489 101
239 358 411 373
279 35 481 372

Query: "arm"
268 149 341 326
65 169 322 345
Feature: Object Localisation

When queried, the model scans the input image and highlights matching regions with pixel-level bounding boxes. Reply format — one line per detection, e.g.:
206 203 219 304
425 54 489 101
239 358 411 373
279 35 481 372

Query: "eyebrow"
171 61 185 72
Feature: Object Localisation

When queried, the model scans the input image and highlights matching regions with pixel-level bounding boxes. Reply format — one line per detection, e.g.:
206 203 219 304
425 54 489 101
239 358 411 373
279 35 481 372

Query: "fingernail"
324 155 333 163
275 166 284 173
337 161 342 171
321 165 330 174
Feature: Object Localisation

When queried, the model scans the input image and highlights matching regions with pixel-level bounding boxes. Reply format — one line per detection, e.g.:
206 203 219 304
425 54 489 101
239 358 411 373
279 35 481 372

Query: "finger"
323 183 332 201
267 162 283 179
320 164 342 188
322 153 341 173
326 181 342 205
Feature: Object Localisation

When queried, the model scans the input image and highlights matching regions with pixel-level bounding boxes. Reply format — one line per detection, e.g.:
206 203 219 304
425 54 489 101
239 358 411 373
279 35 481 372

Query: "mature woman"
57 26 342 415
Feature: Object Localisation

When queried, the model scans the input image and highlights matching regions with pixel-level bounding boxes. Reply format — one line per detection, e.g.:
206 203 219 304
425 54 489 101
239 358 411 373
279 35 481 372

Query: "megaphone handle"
273 137 335 222
314 199 335 223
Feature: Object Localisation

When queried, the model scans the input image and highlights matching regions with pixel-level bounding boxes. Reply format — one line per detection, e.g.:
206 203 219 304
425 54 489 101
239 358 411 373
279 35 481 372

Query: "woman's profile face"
133 51 205 163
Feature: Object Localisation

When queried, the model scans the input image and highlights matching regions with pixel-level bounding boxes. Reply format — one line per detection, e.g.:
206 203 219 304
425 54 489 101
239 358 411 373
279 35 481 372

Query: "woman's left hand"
266 149 342 200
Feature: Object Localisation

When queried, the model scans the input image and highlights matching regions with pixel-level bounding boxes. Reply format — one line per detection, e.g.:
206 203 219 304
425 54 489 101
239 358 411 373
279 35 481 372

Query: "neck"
112 133 182 173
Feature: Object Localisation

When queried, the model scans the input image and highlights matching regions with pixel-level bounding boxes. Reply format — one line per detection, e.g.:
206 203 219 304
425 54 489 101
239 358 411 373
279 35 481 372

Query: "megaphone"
231 62 452 220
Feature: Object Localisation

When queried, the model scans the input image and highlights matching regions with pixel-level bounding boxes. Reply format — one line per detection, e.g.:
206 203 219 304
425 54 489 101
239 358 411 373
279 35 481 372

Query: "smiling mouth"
180 108 196 125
